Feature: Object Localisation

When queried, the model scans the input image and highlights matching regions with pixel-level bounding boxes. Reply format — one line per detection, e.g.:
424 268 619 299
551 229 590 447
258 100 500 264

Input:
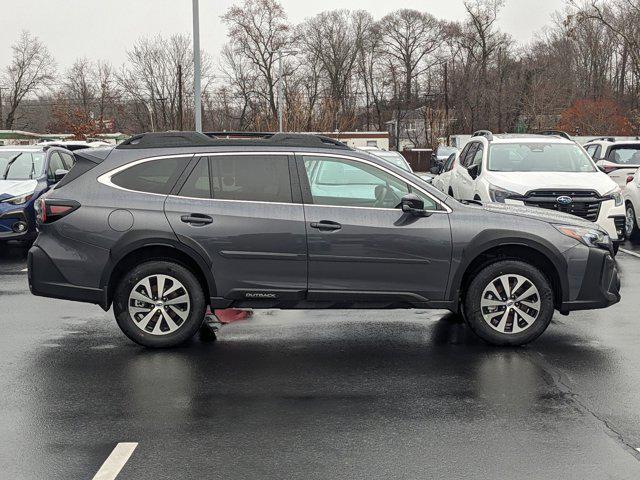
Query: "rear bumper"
28 245 106 307
560 248 620 312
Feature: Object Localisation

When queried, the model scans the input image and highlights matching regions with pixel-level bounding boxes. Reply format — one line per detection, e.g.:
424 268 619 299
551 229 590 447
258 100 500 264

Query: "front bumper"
560 247 620 312
0 208 35 241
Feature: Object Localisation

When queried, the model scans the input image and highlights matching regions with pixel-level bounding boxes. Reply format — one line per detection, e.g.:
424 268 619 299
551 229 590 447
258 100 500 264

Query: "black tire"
463 260 554 346
113 261 206 348
627 202 640 241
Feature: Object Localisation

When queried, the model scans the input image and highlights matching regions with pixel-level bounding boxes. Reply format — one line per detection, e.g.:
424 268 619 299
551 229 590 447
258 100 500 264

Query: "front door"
298 154 452 305
165 153 307 303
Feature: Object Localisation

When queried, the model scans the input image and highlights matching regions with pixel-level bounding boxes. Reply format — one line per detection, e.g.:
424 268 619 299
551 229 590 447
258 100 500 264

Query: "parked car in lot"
583 138 640 187
431 151 459 195
0 146 74 244
623 167 640 240
29 132 620 348
448 131 627 252
357 147 413 172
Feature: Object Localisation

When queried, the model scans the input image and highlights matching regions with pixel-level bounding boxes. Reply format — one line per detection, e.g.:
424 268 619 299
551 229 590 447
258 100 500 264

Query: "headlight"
4 193 34 205
488 184 520 203
604 187 623 207
554 224 612 250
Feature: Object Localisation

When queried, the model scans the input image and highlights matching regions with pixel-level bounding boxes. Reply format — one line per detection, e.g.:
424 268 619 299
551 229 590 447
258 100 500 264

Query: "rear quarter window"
111 157 188 194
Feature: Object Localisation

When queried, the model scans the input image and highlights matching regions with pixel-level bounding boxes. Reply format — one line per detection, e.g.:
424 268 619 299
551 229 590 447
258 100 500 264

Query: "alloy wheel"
128 274 191 335
626 206 635 238
480 274 541 334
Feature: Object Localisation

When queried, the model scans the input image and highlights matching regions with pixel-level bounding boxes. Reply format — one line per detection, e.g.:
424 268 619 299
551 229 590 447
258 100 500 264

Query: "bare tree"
3 31 56 129
221 0 291 126
379 9 442 105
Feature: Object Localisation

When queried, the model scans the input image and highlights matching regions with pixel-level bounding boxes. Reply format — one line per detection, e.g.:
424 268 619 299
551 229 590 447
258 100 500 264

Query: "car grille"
521 190 602 222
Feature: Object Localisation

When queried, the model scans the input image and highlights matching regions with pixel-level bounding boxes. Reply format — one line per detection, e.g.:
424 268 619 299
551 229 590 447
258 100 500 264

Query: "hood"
480 202 597 230
487 171 617 195
0 179 38 198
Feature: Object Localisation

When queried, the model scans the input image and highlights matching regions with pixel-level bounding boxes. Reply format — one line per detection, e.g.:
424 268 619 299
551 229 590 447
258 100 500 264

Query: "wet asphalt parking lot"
2 243 640 479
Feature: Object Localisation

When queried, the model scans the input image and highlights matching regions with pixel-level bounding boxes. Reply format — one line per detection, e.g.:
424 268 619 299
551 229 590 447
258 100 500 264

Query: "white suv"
583 137 640 187
449 131 626 248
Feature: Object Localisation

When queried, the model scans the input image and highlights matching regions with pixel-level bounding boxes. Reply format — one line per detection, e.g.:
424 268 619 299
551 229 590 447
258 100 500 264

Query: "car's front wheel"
113 261 206 348
463 260 554 346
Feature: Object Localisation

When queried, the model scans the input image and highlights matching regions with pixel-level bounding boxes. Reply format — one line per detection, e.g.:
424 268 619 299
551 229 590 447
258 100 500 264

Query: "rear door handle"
181 214 213 225
310 220 342 231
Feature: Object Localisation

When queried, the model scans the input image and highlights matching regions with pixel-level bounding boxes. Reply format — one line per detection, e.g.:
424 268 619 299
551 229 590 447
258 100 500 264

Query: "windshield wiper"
461 199 483 206
2 154 22 179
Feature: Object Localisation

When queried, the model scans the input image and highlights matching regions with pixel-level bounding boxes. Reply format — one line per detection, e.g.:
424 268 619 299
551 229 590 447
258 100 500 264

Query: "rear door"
164 153 308 303
298 153 452 305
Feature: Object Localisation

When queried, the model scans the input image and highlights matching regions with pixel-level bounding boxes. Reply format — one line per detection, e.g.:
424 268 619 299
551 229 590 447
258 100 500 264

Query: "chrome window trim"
97 150 451 213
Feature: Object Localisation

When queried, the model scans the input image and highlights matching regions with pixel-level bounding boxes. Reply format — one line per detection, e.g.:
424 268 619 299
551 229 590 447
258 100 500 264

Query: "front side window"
60 151 75 170
111 157 187 194
607 145 640 165
302 155 437 210
462 143 480 167
210 155 292 203
0 151 45 180
487 143 597 172
48 152 66 180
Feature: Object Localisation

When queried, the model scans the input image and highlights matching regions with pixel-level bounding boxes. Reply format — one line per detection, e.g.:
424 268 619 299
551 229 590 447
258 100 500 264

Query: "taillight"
36 199 80 224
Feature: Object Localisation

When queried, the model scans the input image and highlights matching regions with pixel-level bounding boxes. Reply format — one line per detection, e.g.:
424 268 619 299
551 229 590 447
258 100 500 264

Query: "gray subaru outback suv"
28 132 620 347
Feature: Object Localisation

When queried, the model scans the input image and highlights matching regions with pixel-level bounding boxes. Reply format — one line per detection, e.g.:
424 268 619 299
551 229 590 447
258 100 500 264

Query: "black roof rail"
536 130 572 140
587 136 616 143
472 130 494 141
116 131 351 150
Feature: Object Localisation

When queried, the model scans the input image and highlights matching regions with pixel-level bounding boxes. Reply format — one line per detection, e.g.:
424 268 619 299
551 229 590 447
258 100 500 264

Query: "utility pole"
192 0 202 132
443 62 449 144
0 86 4 128
278 51 284 132
177 64 183 131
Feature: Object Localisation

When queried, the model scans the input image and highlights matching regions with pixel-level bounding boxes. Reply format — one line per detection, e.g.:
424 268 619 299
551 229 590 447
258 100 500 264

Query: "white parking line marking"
620 248 640 259
91 442 138 480
20 268 27 272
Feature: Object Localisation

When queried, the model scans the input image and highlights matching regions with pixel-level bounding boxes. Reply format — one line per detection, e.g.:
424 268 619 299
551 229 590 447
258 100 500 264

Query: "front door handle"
310 220 342 231
181 213 213 226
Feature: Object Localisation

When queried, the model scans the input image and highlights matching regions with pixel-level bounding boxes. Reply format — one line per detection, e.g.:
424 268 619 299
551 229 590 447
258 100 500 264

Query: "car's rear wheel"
626 203 640 240
463 260 554 346
113 261 206 348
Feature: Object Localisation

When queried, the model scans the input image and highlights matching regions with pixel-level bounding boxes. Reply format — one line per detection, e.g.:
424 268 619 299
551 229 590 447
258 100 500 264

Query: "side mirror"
430 165 440 175
400 193 428 217
53 169 69 183
467 163 479 179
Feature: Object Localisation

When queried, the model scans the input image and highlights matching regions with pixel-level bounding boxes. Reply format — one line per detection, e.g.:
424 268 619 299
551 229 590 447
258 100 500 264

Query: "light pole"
276 50 298 132
192 0 202 133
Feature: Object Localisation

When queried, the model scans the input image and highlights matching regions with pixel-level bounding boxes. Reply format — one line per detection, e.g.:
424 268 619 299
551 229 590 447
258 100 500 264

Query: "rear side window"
179 157 210 199
210 155 292 203
112 157 187 194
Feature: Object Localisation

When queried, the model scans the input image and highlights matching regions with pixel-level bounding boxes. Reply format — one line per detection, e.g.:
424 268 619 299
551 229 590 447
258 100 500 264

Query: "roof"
471 132 574 144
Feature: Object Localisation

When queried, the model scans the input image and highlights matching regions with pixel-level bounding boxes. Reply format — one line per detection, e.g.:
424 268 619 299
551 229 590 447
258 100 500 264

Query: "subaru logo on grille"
557 195 573 205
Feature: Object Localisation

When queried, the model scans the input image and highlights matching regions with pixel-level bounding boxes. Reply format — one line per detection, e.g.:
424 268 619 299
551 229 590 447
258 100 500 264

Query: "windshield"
607 145 640 165
0 151 45 180
487 143 597 173
371 152 412 172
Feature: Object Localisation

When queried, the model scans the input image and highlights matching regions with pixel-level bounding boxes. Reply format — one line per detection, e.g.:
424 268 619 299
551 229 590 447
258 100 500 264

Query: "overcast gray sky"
0 0 566 71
